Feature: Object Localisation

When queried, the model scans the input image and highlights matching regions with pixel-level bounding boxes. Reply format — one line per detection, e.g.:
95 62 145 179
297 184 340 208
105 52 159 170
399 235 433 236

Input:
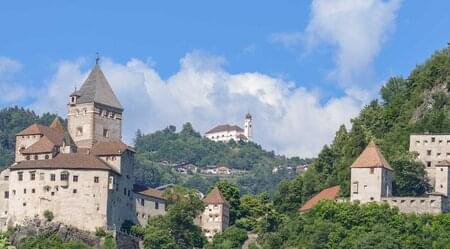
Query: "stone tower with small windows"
350 141 393 203
244 113 253 141
435 160 450 196
67 62 123 148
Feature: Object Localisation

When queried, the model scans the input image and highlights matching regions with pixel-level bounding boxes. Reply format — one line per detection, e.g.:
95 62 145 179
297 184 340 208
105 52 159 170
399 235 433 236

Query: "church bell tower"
244 113 253 141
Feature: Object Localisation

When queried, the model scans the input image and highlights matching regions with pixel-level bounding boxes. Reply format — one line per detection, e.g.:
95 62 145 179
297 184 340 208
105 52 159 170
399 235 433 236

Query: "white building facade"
205 113 253 142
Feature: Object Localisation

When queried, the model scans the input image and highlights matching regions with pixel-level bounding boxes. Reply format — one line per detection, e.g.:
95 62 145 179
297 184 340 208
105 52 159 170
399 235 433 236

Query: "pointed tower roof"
50 117 64 133
351 141 393 170
203 187 229 206
73 64 123 110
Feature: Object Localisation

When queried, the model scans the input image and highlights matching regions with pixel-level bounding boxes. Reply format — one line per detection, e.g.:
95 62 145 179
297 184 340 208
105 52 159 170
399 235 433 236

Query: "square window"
73 189 77 194
4 191 9 199
427 150 432 156
94 176 99 183
370 168 375 174
30 172 35 181
431 137 436 142
31 189 35 194
50 174 56 181
60 172 69 181
4 175 8 181
18 172 23 181
427 161 432 167
73 175 78 182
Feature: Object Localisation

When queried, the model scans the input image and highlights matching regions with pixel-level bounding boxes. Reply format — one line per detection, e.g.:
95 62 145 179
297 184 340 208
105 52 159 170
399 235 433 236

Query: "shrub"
43 210 54 222
95 227 107 237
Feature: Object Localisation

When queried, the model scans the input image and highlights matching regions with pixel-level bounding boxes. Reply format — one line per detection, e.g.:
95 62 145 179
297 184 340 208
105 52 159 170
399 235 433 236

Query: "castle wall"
134 194 166 225
8 168 111 232
93 104 122 143
15 135 42 162
196 204 229 240
381 195 449 214
67 103 96 148
409 134 450 189
106 151 136 229
0 169 10 230
435 166 450 196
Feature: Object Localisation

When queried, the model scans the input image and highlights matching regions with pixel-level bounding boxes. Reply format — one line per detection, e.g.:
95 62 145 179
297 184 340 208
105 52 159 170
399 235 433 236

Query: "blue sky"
1 1 449 157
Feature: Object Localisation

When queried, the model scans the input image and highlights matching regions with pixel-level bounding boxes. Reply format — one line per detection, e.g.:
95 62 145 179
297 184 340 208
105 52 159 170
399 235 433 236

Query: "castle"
301 138 450 214
0 62 167 232
195 187 230 240
205 113 253 142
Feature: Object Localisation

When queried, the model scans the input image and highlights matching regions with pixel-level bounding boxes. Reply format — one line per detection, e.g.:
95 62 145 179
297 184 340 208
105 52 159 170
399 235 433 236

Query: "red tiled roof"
350 141 393 170
91 141 135 156
299 186 341 213
22 136 55 154
203 187 229 206
205 124 244 134
135 187 166 200
50 118 65 133
17 124 65 145
10 153 113 172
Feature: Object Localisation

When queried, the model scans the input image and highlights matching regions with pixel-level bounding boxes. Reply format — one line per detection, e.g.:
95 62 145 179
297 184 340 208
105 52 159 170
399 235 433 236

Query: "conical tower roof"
203 187 229 206
50 117 64 133
72 64 123 110
351 141 393 170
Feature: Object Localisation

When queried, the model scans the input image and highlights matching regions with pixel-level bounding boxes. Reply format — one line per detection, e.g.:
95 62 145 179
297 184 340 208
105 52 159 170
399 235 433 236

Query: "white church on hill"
204 113 253 143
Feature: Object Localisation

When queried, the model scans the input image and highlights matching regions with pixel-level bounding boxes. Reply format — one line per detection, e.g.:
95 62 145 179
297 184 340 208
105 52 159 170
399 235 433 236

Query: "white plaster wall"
197 204 229 240
435 166 450 196
135 194 166 225
351 167 391 203
15 135 42 162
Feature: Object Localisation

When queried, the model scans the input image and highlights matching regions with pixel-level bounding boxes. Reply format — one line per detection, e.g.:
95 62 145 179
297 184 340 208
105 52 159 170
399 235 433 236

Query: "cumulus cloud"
0 57 26 103
272 0 402 101
26 52 361 157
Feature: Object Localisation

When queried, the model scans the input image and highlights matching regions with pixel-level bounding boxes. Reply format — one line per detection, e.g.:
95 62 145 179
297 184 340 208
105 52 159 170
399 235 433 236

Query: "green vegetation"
257 201 450 249
18 234 91 249
43 210 54 222
205 227 248 249
132 187 206 249
274 47 450 213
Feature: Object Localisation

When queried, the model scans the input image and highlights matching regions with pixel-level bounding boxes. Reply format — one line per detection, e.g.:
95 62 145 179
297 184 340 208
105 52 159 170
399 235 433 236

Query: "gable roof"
10 153 113 172
72 64 123 110
205 124 244 134
21 136 55 154
299 186 341 213
50 118 64 133
17 124 65 146
350 141 393 170
91 141 135 156
133 185 166 200
203 187 229 206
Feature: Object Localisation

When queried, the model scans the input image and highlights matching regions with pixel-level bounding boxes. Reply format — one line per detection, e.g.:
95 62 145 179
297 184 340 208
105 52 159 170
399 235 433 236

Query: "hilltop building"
196 187 229 240
205 113 253 142
0 62 166 232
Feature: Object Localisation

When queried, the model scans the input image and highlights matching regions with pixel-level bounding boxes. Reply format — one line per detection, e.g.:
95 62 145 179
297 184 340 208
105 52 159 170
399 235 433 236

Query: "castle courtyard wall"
381 195 449 214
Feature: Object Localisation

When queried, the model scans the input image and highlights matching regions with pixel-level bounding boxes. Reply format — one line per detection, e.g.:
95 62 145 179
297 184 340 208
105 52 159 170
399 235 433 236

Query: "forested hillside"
275 46 450 213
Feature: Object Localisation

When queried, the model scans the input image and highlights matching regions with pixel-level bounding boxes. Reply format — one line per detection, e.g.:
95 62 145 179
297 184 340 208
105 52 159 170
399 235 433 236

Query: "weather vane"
96 52 100 65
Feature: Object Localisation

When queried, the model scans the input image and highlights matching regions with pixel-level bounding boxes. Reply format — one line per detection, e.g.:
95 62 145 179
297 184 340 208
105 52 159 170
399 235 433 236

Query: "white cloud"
272 0 402 101
0 57 26 103
28 52 360 157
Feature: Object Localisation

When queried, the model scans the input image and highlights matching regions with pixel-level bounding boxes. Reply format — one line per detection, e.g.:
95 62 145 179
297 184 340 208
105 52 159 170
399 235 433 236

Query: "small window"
352 182 359 194
60 172 69 181
155 202 159 210
73 189 77 194
4 191 9 199
30 172 35 181
23 202 26 207
441 168 444 172
370 168 374 174
34 155 38 160
431 137 436 142
437 153 442 157
50 174 56 181
18 172 23 181
94 176 99 183
427 150 432 156
103 128 109 138
73 175 78 182
370 197 374 201
76 127 83 137
427 161 432 167
45 155 49 160
51 192 55 196
4 175 9 181
141 199 144 206
127 190 130 197
123 188 127 196
23 189 26 194
441 184 444 188
26 155 30 160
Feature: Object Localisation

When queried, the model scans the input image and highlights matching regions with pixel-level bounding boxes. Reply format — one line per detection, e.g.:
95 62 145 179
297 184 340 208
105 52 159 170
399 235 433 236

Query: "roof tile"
299 186 341 212
350 141 393 170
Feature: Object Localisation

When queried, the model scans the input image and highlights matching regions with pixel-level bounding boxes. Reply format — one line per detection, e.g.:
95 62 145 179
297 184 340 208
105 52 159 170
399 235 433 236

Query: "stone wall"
381 195 449 214
134 193 166 225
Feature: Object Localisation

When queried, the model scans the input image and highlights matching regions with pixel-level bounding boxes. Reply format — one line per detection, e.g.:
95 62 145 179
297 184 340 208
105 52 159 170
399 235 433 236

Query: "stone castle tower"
435 160 450 196
244 113 252 141
68 62 123 148
350 141 393 203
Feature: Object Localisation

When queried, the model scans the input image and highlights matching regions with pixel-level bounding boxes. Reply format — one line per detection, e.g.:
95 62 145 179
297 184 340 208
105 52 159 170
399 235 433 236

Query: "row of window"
16 171 97 183
415 138 450 145
4 187 79 199
75 127 110 138
25 154 50 160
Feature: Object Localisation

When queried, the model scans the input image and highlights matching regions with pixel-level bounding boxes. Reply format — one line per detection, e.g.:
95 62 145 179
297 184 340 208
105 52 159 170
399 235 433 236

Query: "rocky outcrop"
10 218 101 248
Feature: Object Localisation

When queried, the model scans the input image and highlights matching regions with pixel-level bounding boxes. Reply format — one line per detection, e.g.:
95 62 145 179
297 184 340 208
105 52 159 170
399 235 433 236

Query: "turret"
244 113 253 141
